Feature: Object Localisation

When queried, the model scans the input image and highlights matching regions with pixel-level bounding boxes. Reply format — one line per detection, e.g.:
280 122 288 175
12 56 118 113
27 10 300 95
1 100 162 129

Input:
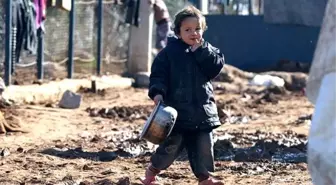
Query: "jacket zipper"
191 52 198 129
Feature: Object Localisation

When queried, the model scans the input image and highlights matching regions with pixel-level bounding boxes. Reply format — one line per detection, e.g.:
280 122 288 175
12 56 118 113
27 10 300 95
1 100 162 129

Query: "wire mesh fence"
0 0 130 85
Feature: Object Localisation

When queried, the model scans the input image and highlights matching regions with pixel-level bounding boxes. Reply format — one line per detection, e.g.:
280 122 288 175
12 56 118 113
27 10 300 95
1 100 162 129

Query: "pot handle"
157 100 165 106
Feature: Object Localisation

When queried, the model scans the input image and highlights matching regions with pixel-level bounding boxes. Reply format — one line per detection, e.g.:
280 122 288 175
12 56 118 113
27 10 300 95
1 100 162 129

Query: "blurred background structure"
0 0 326 86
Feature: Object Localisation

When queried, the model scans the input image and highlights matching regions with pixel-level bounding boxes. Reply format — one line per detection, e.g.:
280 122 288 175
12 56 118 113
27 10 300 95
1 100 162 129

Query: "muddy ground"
0 69 314 185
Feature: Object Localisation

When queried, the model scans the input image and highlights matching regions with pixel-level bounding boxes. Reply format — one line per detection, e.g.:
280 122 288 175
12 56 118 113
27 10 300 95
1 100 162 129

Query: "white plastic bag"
249 74 285 87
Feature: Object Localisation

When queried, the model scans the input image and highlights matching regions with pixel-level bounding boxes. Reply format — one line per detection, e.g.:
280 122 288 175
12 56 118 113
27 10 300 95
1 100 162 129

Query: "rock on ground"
59 90 82 109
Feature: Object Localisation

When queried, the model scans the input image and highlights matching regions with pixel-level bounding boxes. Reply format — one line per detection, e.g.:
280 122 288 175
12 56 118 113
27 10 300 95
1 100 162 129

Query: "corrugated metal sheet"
204 15 320 72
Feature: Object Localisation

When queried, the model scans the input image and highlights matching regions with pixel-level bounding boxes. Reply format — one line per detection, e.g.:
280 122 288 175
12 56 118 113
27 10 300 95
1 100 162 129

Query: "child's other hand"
153 94 163 105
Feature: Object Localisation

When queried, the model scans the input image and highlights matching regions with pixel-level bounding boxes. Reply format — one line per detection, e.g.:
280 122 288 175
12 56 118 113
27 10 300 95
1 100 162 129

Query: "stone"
59 90 82 109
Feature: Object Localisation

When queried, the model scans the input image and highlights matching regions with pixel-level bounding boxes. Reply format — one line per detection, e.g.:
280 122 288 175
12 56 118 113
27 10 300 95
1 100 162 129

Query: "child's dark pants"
150 129 214 180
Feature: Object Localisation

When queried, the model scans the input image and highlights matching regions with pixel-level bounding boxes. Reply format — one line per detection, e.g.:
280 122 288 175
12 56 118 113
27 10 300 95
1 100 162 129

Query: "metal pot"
139 101 178 144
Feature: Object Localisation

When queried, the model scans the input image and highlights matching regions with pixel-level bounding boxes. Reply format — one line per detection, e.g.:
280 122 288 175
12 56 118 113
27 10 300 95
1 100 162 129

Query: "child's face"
178 17 203 46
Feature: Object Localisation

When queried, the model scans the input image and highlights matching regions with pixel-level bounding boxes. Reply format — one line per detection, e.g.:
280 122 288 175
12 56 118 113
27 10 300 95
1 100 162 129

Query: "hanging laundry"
47 0 71 11
34 0 47 32
11 0 38 70
125 0 140 27
133 0 140 27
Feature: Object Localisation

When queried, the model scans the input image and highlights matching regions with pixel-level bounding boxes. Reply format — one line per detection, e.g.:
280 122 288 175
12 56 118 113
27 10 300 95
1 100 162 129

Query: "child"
141 5 225 185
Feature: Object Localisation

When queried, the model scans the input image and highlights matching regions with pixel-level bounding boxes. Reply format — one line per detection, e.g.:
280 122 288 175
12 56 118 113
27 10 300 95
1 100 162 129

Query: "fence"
1 0 322 86
1 0 130 85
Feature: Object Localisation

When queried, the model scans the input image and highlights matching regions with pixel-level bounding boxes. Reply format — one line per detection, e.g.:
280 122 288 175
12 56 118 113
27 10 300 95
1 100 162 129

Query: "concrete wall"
203 15 321 72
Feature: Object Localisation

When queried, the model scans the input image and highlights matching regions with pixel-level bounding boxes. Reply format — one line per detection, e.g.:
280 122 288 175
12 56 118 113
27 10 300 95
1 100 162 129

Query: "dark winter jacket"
148 36 225 131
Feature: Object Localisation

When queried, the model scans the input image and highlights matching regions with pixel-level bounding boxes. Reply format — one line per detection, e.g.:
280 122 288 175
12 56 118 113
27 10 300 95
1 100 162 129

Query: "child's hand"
191 39 202 52
153 94 163 105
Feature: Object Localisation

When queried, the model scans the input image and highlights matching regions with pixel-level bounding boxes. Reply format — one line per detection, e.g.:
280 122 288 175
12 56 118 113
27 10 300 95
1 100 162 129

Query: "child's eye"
196 28 201 31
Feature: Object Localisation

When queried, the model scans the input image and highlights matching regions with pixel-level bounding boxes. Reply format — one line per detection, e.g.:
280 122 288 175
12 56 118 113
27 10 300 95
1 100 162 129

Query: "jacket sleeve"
148 51 169 100
193 42 225 80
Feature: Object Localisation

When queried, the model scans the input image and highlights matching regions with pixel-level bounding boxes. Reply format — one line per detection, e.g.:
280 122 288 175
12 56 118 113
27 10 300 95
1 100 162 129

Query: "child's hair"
172 5 208 35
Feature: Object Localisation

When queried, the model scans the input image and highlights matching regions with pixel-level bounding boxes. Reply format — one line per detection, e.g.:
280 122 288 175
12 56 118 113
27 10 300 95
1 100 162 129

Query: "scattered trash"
86 105 151 121
116 177 131 185
250 74 285 87
292 114 312 125
213 131 307 163
1 148 10 157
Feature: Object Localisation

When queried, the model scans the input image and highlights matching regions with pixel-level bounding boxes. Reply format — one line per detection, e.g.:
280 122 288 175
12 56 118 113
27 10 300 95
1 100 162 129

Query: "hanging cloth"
125 0 140 27
11 0 25 74
34 0 47 32
23 0 38 55
11 0 38 73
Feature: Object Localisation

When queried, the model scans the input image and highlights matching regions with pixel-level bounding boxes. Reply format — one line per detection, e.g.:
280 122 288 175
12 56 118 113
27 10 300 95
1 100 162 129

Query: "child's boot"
140 165 161 185
198 177 224 185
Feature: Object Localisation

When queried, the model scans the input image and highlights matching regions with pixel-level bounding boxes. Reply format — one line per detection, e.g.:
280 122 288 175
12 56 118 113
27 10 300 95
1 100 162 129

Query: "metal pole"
67 0 75 78
96 0 103 76
37 29 44 80
37 0 44 80
5 0 12 86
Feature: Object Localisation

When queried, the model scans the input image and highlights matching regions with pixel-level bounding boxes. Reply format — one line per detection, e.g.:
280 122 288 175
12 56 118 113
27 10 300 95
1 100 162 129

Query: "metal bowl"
139 101 178 144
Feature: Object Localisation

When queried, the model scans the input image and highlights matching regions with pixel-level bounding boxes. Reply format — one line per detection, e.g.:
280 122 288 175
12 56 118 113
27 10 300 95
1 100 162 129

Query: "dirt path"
0 87 314 185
